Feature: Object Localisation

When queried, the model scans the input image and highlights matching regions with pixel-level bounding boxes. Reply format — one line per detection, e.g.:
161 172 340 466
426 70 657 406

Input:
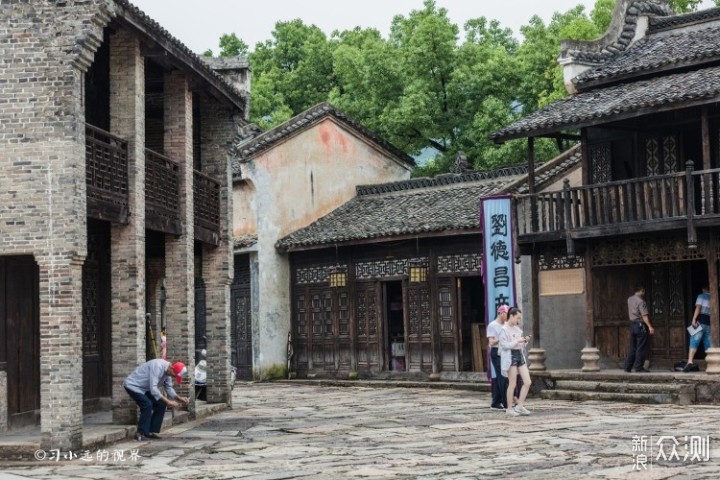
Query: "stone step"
279 379 491 393
540 389 689 405
554 380 692 395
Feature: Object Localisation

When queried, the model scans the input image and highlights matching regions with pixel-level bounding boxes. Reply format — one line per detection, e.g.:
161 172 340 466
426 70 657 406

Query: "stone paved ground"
1 383 718 479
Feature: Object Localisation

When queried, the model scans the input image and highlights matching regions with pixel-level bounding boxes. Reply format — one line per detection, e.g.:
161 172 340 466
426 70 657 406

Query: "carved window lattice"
356 258 423 280
408 286 431 336
663 136 678 173
591 236 705 266
646 138 660 176
234 293 251 341
651 264 665 316
646 135 679 176
356 287 377 337
438 282 453 334
323 292 333 337
437 253 482 274
296 265 339 285
339 293 349 336
589 143 611 183
538 251 585 270
295 294 307 337
669 263 683 316
82 237 100 356
311 294 323 336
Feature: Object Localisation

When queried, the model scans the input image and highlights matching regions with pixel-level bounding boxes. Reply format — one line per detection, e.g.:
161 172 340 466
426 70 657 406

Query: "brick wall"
163 71 196 412
199 96 237 403
0 0 113 451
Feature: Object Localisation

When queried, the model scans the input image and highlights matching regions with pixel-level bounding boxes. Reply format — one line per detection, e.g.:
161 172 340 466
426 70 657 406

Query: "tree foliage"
205 0 720 175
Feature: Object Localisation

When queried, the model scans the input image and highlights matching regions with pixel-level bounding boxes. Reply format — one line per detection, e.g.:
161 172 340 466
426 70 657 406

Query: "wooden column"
702 107 711 171
580 246 601 371
708 235 719 348
348 257 358 374
531 255 540 346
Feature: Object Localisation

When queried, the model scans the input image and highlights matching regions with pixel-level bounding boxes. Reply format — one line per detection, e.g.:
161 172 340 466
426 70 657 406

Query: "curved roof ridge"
650 6 720 32
560 1 673 67
355 165 530 197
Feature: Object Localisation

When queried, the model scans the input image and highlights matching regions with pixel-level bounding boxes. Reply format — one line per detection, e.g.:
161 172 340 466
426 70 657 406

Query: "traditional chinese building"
493 0 720 373
1 0 245 449
230 103 415 379
275 147 581 377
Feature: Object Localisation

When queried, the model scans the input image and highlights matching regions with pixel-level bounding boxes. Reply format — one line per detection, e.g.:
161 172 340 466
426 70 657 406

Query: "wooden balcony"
515 162 720 248
86 124 129 223
145 148 183 235
193 170 221 246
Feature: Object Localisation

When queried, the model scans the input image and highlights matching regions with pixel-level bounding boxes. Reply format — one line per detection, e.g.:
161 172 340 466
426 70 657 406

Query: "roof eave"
117 9 246 112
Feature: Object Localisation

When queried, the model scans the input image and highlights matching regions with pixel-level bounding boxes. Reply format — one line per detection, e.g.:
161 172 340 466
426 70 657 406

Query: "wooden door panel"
437 278 457 372
356 282 381 371
406 283 431 372
231 256 252 380
2 256 40 427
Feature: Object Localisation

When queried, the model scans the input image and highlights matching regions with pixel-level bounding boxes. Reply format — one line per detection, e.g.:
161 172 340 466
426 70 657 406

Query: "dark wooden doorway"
384 281 405 371
1 256 40 428
231 255 252 380
82 220 112 410
594 262 689 367
458 276 483 372
405 280 432 372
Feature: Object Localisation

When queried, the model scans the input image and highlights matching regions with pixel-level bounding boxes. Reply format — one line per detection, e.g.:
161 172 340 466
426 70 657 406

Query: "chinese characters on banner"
481 196 516 324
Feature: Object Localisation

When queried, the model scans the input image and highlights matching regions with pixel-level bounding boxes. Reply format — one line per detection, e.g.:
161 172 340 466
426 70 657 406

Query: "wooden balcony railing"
145 149 182 235
516 161 720 248
86 124 129 223
194 170 221 246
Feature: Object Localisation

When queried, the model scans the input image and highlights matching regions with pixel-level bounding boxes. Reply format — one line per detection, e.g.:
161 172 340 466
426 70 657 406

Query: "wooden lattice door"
356 282 381 371
405 281 432 372
231 256 252 380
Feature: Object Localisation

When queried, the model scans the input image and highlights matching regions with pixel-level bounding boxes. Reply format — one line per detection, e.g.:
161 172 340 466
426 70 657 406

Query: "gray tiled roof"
574 23 720 89
276 149 580 251
231 103 415 179
493 65 720 142
650 6 720 32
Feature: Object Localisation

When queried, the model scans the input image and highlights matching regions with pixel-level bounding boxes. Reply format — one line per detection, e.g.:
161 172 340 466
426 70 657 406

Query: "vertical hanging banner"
481 195 516 324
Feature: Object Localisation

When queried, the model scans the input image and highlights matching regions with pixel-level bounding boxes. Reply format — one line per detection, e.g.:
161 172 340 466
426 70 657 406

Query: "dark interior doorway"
385 281 405 371
687 260 709 361
1 256 40 428
459 276 484 371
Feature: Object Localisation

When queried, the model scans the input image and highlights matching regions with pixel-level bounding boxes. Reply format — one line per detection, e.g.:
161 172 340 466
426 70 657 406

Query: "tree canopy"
203 0 720 176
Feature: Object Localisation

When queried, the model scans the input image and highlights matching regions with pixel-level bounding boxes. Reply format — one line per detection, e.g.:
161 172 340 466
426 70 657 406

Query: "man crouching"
123 359 190 441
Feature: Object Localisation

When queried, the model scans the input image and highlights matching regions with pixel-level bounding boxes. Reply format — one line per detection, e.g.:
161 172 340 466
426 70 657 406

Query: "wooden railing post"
686 160 697 249
563 179 575 257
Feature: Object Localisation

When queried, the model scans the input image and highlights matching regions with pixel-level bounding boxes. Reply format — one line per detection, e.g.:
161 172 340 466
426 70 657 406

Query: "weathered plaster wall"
521 256 586 369
232 179 257 237
0 370 7 432
237 117 411 376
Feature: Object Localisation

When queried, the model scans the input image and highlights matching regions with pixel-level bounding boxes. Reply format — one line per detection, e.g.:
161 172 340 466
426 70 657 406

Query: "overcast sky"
128 0 716 55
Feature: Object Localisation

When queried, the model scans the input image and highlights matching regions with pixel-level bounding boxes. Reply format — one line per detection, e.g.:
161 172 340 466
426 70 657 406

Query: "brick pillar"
164 71 196 413
109 28 146 425
39 256 85 450
200 97 235 404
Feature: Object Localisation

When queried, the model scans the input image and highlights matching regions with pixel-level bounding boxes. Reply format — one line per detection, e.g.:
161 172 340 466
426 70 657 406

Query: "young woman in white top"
499 307 532 416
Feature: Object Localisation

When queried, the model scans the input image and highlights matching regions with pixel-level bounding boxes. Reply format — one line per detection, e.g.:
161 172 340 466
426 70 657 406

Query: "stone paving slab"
1 383 718 479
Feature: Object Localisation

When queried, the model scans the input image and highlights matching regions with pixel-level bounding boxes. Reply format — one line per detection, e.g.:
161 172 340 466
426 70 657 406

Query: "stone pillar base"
580 347 601 372
527 348 547 371
704 347 720 374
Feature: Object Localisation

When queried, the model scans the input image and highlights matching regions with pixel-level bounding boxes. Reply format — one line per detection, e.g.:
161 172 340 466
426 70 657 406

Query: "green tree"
248 20 336 127
219 33 249 57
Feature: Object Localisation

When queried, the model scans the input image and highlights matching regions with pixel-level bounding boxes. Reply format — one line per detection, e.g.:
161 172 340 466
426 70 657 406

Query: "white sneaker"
506 408 520 416
514 405 531 416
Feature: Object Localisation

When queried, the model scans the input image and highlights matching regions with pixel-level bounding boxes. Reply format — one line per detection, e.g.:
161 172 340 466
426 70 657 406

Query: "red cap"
172 362 187 383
